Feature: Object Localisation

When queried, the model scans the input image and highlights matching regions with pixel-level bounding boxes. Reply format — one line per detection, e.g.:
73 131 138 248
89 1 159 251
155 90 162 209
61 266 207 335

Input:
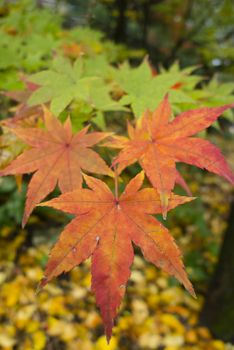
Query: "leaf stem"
114 165 119 201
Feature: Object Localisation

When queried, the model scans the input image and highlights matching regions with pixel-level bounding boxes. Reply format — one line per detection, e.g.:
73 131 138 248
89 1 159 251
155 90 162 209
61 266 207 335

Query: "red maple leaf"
112 95 234 218
38 171 195 341
0 107 113 226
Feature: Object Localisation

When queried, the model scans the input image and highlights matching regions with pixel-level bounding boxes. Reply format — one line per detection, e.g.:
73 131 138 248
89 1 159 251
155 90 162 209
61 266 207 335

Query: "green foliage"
114 60 181 117
114 60 207 117
0 0 61 34
0 0 128 93
28 56 126 125
1 0 233 132
191 78 234 122
26 54 234 129
0 0 61 83
0 177 25 225
68 27 128 62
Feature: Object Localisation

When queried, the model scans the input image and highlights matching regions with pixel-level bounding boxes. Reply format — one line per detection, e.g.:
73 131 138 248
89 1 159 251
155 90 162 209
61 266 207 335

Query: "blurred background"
0 0 234 349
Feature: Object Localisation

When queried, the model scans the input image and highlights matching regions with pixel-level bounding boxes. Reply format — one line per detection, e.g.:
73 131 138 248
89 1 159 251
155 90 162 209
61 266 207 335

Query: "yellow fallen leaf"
47 317 77 341
68 339 93 350
211 340 225 350
85 311 102 328
160 314 185 334
95 335 117 350
185 329 198 343
0 334 16 348
131 299 149 324
25 320 41 333
116 315 132 331
82 273 91 287
133 256 145 269
69 285 87 300
15 305 37 329
166 306 190 319
157 276 168 289
163 335 184 347
25 267 43 281
0 272 7 284
1 279 23 307
75 325 88 340
130 270 145 284
32 330 47 350
1 226 14 238
139 333 162 348
147 294 160 308
41 295 68 316
188 314 198 326
145 266 157 281
21 338 34 350
197 326 211 339
185 295 201 311
160 287 183 304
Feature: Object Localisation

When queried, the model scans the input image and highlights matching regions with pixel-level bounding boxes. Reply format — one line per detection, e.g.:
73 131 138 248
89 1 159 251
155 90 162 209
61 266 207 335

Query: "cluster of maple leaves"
0 96 233 341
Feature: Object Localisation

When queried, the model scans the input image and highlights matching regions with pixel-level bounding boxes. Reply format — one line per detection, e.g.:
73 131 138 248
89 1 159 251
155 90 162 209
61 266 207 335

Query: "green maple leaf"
28 56 125 117
114 60 182 117
83 55 116 80
0 34 21 69
21 34 59 71
191 77 234 126
114 60 200 117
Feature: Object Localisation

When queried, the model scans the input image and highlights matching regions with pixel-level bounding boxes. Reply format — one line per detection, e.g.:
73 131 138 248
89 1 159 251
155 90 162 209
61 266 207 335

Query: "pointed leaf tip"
22 212 28 228
106 332 112 344
160 192 169 220
191 288 197 299
108 168 115 178
35 283 43 295
38 277 48 290
36 200 51 207
164 92 169 100
35 276 48 296
185 280 196 299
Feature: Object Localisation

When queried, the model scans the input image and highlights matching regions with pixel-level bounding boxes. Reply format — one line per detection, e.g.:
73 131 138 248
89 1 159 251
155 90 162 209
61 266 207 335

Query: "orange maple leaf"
38 171 195 341
0 107 113 226
112 95 234 218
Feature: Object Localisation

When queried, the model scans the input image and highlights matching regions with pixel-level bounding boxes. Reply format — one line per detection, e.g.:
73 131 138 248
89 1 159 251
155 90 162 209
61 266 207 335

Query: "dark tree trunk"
142 1 150 48
114 0 128 43
200 199 234 342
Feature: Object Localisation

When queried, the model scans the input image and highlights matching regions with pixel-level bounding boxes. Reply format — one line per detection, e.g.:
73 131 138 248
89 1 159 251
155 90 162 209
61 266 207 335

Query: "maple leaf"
28 56 125 117
112 95 234 218
38 171 195 341
114 59 196 117
103 133 192 197
0 107 113 226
